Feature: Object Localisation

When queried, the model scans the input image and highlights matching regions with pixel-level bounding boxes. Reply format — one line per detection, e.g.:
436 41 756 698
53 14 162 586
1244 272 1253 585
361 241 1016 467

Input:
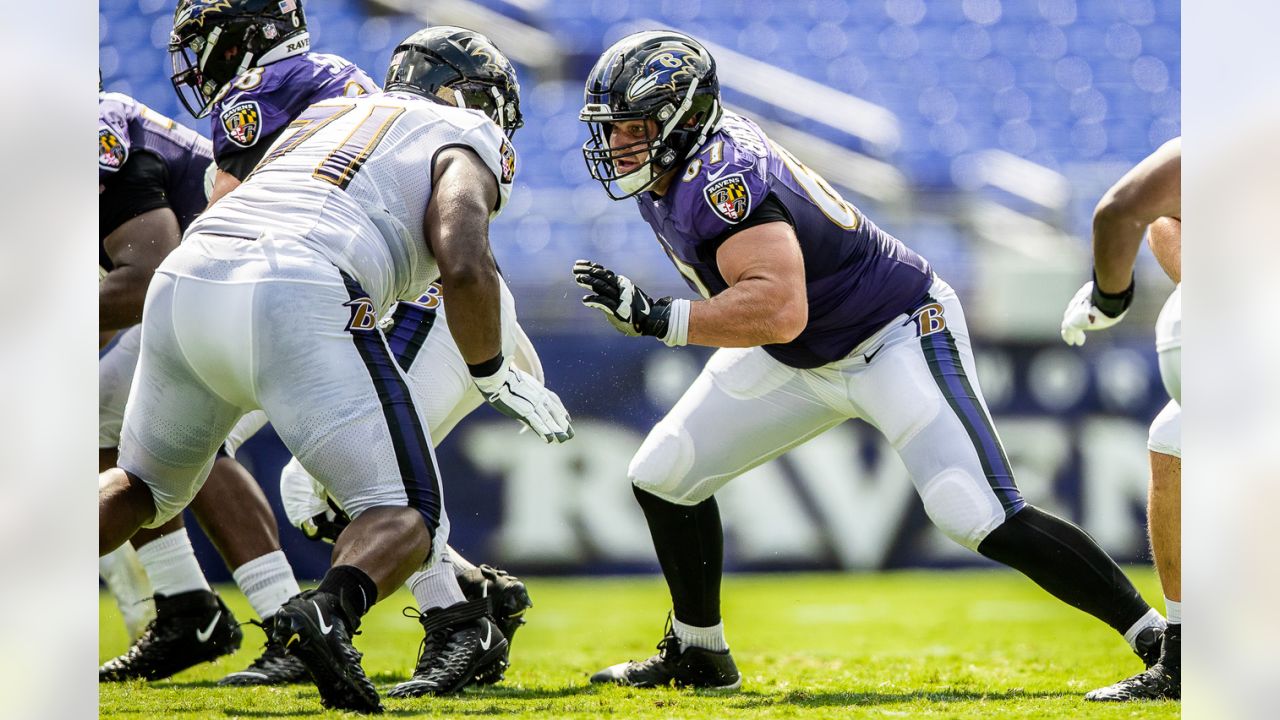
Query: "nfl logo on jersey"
220 100 262 147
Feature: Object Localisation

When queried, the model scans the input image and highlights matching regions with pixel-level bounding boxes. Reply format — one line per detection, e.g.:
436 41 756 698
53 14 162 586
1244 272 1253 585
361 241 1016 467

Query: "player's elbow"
438 253 498 291
768 291 808 344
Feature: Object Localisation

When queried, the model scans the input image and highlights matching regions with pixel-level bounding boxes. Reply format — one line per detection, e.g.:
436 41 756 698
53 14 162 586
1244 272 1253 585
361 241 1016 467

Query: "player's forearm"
1090 207 1147 293
687 277 807 348
439 262 503 366
98 267 154 331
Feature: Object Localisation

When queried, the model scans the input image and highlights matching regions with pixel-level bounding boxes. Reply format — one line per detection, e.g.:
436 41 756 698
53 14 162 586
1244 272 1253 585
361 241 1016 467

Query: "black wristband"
467 352 505 378
644 297 672 338
1090 270 1135 318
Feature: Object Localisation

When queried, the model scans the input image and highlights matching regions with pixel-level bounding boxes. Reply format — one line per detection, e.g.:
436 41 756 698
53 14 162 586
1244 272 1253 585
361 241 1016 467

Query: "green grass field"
100 569 1178 718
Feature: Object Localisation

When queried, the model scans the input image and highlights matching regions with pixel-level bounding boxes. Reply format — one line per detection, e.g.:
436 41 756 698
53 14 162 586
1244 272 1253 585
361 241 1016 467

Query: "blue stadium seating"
100 0 1179 282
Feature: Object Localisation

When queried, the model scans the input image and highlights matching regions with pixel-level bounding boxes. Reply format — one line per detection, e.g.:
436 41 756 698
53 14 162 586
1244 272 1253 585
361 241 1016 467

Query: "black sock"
633 486 723 628
977 505 1151 635
317 564 378 630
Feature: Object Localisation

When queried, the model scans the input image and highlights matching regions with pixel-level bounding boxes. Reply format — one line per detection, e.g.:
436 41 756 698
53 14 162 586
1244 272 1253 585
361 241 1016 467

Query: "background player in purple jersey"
574 30 1167 692
169 0 379 204
98 91 306 684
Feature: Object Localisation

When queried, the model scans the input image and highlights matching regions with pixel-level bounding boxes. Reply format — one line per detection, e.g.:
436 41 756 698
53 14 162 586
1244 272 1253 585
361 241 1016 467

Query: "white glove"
1060 281 1129 346
473 355 573 443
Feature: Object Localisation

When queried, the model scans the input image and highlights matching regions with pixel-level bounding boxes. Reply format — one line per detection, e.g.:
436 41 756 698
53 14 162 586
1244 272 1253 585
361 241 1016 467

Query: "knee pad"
918 468 1006 551
628 421 699 505
1148 400 1181 459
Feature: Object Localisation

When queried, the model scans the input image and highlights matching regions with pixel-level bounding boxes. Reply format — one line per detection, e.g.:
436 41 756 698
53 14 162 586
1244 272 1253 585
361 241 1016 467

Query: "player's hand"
301 508 350 544
573 260 672 338
473 355 574 443
1060 280 1130 346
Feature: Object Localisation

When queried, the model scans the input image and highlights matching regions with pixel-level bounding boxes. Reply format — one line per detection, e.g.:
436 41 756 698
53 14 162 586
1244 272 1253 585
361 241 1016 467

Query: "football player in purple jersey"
98 90 300 683
167 3 538 692
575 30 1167 692
169 0 380 204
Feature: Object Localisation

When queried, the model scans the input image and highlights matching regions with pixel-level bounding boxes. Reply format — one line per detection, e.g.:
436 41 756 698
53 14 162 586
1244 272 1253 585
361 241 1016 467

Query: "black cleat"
271 590 381 714
1133 624 1165 668
590 616 741 690
1085 663 1180 701
387 598 508 698
99 589 242 682
1088 624 1180 701
218 621 309 686
457 564 532 684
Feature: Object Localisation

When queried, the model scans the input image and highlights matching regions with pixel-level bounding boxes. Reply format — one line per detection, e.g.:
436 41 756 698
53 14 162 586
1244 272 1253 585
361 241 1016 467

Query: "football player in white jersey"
224 277 544 694
98 26 571 714
1060 137 1181 701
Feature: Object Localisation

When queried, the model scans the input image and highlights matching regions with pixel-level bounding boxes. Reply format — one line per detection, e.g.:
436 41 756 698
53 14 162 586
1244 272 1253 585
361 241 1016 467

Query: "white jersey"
187 91 515 311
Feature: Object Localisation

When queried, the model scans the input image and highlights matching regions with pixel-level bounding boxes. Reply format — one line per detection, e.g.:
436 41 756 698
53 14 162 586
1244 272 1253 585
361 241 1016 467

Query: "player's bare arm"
100 207 181 331
207 168 241 207
425 146 503 365
689 222 808 347
1148 216 1181 284
1092 136 1181 293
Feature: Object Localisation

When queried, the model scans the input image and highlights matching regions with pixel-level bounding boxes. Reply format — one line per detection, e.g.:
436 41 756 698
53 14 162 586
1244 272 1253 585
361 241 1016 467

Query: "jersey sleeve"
672 137 771 242
211 65 311 160
457 116 516 217
98 98 132 181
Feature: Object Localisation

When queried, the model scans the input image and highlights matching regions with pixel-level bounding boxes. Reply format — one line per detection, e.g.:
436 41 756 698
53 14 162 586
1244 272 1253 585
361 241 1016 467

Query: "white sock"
410 556 466 612
232 550 301 620
446 544 477 574
135 528 211 597
100 544 156 639
673 617 729 653
1122 607 1168 650
1165 598 1181 625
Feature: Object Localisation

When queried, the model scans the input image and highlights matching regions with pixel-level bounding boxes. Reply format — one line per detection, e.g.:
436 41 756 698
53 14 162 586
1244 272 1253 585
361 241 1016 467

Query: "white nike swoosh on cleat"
479 623 493 651
195 611 222 643
312 600 332 635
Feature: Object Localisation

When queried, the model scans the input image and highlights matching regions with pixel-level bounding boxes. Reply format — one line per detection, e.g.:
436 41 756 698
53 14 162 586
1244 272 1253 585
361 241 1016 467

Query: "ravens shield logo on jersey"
704 173 751 223
99 126 128 172
220 100 261 147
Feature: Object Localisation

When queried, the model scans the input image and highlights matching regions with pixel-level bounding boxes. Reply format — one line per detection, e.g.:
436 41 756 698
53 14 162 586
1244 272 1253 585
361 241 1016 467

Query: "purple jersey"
98 92 212 232
209 52 378 160
636 112 933 369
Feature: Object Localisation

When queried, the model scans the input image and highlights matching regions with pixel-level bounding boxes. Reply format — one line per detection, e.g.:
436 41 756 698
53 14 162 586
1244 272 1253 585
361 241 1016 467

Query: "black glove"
573 259 671 338
302 501 351 544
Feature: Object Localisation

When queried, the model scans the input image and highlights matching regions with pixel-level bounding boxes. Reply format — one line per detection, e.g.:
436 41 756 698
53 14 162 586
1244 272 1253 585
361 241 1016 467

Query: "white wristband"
661 298 691 347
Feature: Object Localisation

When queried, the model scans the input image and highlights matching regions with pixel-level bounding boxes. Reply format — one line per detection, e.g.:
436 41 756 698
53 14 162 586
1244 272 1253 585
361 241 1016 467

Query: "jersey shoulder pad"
428 105 516 214
670 122 770 239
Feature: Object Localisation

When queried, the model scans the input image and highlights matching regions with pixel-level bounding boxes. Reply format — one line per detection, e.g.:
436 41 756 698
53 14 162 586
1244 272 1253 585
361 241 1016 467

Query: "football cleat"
387 598 508 698
1088 624 1180 701
457 564 532 684
590 616 741 690
99 589 242 682
218 621 309 686
271 590 381 714
1085 663 1180 701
